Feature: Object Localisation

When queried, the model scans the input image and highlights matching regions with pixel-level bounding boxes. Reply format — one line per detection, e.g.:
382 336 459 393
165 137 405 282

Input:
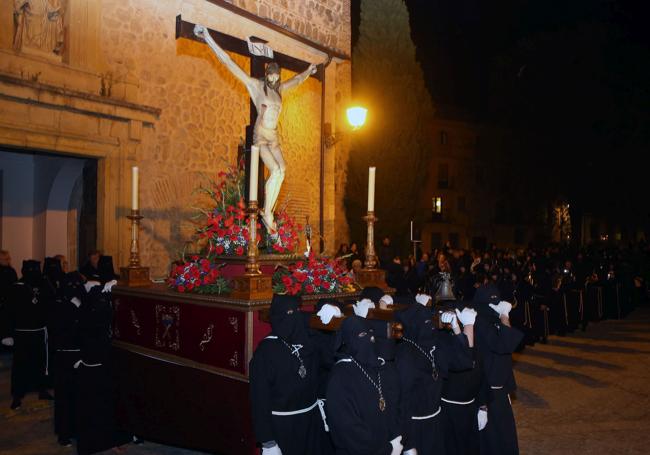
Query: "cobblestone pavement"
1 307 649 455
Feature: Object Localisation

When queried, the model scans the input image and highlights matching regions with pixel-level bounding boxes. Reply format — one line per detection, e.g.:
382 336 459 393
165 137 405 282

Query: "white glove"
389 436 403 455
353 298 375 318
415 293 431 306
84 281 101 293
403 449 418 455
379 295 393 309
71 297 82 308
103 279 118 293
489 301 512 317
440 311 459 330
477 408 488 431
455 307 477 326
1 337 14 347
261 445 282 455
317 304 342 325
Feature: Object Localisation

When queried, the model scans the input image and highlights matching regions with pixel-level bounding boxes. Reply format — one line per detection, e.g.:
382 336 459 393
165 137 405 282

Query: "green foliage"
346 0 435 254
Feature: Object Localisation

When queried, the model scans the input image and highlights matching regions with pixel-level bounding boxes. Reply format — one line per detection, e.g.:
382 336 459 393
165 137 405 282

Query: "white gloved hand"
403 449 418 455
389 436 403 455
102 279 118 293
84 281 101 293
1 337 14 347
455 307 477 326
71 297 82 308
353 298 375 318
477 409 488 431
440 311 459 330
261 444 282 455
379 294 393 309
415 293 432 306
317 304 342 325
489 301 513 317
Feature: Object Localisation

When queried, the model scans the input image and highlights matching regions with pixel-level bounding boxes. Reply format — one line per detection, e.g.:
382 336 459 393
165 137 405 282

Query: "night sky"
352 0 650 227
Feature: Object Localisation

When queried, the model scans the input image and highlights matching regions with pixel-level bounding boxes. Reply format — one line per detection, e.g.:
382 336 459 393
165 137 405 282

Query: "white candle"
367 167 376 212
410 220 413 242
249 146 259 201
131 166 139 210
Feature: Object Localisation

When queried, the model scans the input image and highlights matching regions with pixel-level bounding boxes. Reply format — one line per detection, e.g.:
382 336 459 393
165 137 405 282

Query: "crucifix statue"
194 24 318 232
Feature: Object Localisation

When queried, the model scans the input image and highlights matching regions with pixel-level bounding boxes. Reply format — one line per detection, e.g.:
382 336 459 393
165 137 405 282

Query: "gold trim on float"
112 340 249 383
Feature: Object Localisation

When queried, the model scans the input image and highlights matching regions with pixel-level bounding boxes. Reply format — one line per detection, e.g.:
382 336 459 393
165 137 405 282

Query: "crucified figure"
194 25 318 231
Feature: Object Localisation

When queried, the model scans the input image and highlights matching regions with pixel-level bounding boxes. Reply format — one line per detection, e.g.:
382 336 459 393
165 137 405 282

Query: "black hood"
21 260 42 286
270 294 306 344
338 315 380 367
62 271 86 301
396 304 435 348
360 286 385 305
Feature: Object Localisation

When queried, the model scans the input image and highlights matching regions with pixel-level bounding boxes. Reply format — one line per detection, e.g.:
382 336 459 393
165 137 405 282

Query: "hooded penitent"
339 315 379 367
396 304 436 350
21 260 43 287
270 294 307 344
360 286 385 305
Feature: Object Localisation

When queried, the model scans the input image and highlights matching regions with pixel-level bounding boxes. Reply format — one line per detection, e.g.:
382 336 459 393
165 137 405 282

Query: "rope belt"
272 399 330 432
411 406 441 420
15 327 49 376
441 397 475 406
73 360 102 368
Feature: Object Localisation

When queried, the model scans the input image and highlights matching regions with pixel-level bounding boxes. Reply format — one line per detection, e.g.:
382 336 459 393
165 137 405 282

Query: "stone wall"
0 0 351 277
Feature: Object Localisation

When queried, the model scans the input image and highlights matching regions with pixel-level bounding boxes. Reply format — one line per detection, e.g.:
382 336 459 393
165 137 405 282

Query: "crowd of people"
0 249 129 454
1 237 648 455
338 238 650 347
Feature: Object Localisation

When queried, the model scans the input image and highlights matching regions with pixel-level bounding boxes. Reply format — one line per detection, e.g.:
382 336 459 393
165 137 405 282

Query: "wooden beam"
202 0 350 61
176 15 324 81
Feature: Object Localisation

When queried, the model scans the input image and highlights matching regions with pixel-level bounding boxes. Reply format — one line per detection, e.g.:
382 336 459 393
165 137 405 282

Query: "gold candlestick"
245 201 261 276
363 211 378 269
230 200 272 300
127 211 143 267
356 210 387 289
120 209 150 287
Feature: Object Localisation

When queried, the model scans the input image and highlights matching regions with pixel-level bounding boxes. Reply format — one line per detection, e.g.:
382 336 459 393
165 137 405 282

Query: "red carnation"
305 284 315 294
235 246 244 256
177 285 185 293
215 245 225 255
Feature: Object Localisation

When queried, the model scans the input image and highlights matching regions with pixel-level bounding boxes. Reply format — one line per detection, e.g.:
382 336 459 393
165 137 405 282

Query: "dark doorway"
0 147 97 271
78 160 97 267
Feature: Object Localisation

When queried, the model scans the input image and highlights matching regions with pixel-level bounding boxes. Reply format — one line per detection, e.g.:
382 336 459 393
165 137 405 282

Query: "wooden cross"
175 15 323 205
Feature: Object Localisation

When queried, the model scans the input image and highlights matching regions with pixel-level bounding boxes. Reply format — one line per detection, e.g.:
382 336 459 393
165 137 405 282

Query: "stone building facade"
419 111 545 253
0 0 352 277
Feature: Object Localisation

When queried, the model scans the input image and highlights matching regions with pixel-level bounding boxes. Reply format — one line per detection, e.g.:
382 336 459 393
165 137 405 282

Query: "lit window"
432 197 442 214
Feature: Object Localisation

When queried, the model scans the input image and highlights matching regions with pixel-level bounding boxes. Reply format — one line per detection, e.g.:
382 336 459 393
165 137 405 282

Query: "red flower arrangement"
272 256 357 295
266 209 302 254
195 162 302 256
167 256 230 294
195 165 256 257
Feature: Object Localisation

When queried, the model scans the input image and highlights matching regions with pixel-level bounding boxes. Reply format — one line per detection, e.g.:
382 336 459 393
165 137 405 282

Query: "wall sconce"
324 106 368 148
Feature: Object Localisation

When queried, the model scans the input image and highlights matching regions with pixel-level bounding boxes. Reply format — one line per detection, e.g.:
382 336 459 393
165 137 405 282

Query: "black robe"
0 265 18 340
326 357 401 455
249 334 332 455
474 314 524 455
75 289 129 455
50 294 82 441
5 280 53 398
396 330 473 455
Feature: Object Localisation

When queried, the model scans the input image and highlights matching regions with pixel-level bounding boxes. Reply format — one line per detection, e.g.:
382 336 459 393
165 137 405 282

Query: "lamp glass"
347 107 367 129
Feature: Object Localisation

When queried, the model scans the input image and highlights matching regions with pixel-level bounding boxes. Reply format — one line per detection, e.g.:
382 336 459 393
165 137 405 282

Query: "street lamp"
324 106 368 147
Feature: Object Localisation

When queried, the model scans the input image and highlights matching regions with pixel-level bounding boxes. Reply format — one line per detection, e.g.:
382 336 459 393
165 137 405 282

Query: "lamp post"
321 106 368 253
